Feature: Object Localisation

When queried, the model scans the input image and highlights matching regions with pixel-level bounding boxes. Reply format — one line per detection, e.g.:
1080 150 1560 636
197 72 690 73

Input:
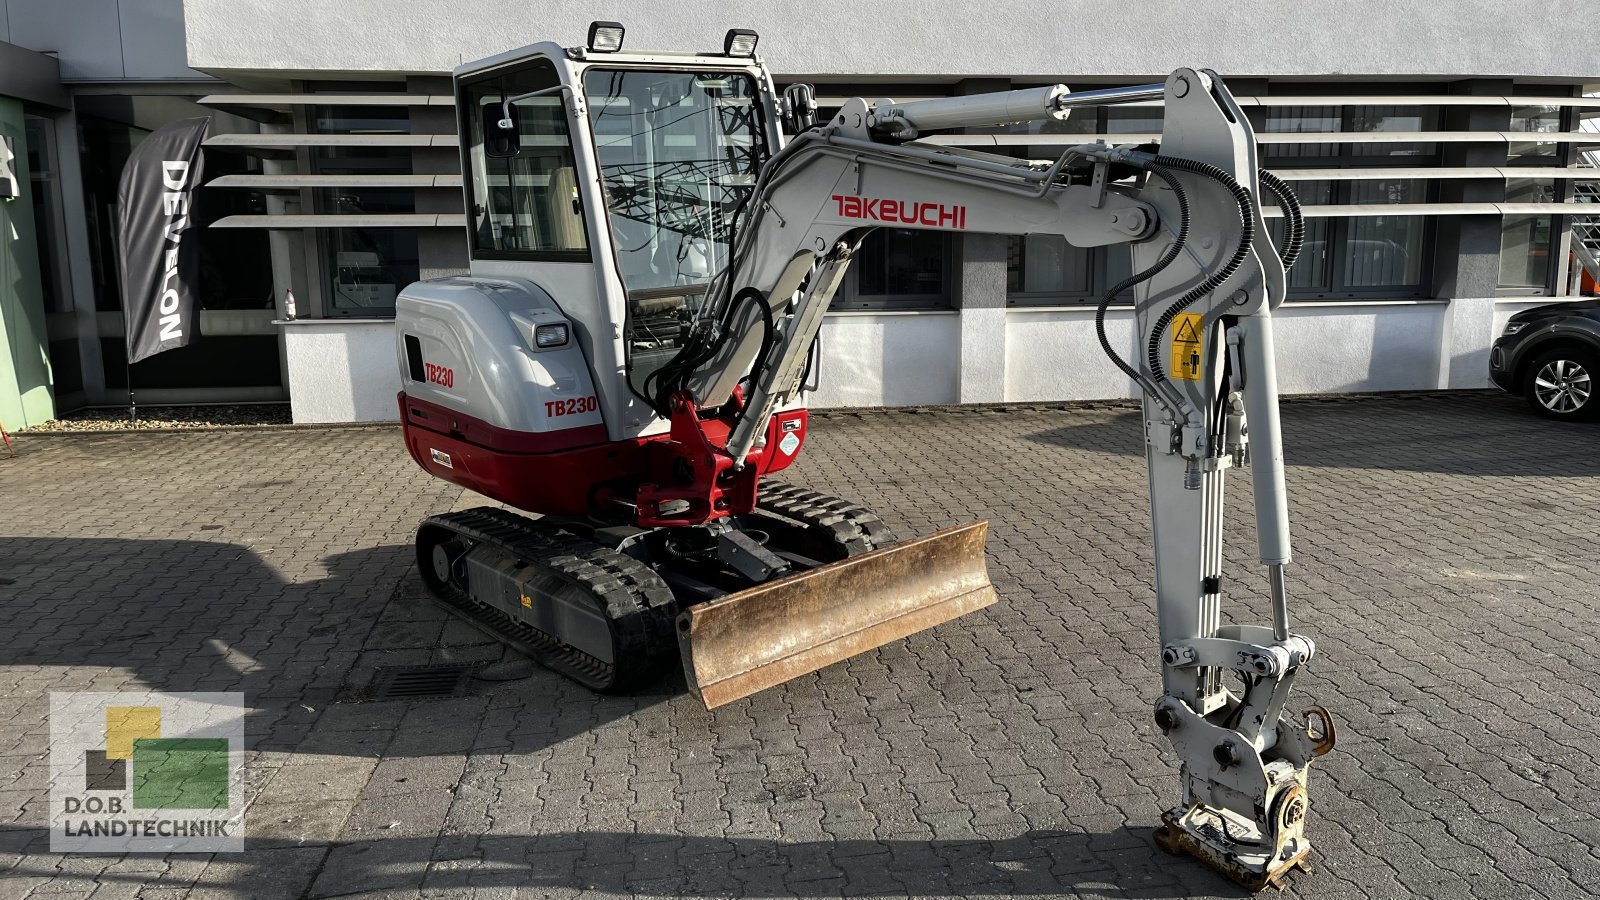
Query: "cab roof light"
587 21 625 53
723 28 759 58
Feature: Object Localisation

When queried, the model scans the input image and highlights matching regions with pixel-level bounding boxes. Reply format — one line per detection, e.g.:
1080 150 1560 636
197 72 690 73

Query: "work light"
587 21 625 53
723 28 759 57
535 323 570 348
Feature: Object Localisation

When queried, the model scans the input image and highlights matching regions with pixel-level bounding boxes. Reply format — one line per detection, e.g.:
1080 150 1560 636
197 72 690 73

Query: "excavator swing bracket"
636 390 762 528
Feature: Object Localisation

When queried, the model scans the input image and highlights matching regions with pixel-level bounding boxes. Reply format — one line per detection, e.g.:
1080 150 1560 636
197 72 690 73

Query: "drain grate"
366 664 478 701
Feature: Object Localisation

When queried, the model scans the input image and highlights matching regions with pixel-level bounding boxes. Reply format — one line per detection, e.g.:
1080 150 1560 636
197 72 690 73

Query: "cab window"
461 60 589 258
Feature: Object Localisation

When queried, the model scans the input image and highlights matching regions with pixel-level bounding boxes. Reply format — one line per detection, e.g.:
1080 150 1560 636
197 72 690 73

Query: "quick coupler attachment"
1153 628 1335 890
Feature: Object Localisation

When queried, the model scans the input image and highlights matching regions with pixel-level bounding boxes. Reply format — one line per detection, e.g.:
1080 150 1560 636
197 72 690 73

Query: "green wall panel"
0 96 55 429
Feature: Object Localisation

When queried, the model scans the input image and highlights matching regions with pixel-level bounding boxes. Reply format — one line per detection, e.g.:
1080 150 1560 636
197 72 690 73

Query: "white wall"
283 311 963 422
282 321 399 423
1005 307 1139 402
5 0 205 81
806 311 960 408
284 297 1545 422
183 0 1600 81
1269 301 1446 394
805 298 1528 409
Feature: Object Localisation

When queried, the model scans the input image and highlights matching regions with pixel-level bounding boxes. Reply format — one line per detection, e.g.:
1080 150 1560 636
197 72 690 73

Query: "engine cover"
396 276 619 514
394 275 808 519
396 275 603 438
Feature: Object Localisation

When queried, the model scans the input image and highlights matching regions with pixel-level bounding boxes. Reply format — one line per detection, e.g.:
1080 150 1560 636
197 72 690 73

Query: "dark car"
1490 298 1600 421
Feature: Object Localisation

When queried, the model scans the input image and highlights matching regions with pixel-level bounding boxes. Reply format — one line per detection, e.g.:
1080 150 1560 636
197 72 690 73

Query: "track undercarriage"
415 482 905 695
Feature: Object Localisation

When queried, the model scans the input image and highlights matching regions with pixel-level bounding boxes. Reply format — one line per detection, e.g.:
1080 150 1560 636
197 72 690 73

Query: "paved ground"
2 392 1599 899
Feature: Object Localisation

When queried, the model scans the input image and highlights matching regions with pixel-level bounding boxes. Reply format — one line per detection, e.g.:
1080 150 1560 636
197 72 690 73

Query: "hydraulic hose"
647 130 821 416
1256 168 1303 273
1094 163 1190 404
1144 156 1255 384
643 289 772 414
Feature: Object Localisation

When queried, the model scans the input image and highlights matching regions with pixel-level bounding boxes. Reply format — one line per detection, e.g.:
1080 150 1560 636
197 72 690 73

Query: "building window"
1500 216 1554 290
1260 106 1340 161
77 112 149 312
1346 105 1438 159
1005 236 1138 307
1499 103 1570 294
1507 104 1561 163
1262 105 1441 161
311 104 419 316
1259 105 1438 298
1500 180 1558 291
324 229 420 313
24 116 71 316
1265 178 1430 297
1010 234 1091 297
834 229 953 310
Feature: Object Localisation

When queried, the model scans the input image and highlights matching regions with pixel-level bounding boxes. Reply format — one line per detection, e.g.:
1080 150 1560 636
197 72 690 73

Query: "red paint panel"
397 392 808 519
401 392 607 454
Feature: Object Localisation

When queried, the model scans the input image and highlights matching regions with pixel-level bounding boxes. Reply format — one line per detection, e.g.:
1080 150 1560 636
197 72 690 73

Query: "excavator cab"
451 36 786 426
396 31 997 708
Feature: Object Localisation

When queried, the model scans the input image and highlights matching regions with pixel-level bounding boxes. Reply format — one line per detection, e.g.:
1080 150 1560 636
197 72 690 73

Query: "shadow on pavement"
1025 391 1600 477
0 537 670 760
0 824 1255 898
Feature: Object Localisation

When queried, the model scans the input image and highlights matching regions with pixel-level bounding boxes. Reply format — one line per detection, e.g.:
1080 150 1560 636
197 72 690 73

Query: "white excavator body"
393 23 1335 889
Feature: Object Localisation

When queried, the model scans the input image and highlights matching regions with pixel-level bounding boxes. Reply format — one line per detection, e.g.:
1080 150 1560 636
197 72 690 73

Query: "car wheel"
1524 346 1600 421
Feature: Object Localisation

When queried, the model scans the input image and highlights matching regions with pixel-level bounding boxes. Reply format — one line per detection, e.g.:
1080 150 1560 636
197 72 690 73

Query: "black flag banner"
116 116 210 363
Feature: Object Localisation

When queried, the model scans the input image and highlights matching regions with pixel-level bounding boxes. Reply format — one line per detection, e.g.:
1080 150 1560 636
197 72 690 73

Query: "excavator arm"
667 68 1332 890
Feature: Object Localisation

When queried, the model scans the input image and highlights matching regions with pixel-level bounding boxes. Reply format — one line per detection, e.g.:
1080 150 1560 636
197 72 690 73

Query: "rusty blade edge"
686 520 990 618
678 521 996 708
691 583 998 709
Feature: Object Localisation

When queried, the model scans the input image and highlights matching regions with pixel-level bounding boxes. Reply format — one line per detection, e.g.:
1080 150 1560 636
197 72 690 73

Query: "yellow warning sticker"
1170 312 1204 382
519 593 533 609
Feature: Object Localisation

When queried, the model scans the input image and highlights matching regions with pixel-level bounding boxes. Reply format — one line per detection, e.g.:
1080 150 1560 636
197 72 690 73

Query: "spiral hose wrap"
1256 168 1304 273
1143 156 1256 383
1093 165 1190 393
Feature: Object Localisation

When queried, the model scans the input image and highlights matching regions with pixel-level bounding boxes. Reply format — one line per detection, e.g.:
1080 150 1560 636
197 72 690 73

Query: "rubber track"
755 481 898 556
416 507 678 692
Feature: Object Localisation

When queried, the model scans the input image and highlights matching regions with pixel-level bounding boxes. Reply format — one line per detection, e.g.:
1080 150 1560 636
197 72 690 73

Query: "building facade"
0 0 277 428
3 1 1597 424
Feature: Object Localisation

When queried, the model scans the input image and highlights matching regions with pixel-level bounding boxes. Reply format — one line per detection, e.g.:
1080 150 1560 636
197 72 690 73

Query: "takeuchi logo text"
831 194 967 229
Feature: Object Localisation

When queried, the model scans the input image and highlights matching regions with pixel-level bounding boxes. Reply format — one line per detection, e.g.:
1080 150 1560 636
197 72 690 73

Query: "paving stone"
4 395 1600 898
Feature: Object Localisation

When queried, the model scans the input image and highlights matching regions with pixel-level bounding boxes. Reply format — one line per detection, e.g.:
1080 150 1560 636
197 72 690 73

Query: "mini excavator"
394 23 1336 889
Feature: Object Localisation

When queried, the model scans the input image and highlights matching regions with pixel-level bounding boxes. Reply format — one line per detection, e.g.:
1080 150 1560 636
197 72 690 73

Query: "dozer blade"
678 520 998 708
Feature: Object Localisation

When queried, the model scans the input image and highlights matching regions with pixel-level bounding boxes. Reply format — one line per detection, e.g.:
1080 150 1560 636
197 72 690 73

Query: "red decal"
829 194 968 230
544 396 598 418
424 363 454 388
